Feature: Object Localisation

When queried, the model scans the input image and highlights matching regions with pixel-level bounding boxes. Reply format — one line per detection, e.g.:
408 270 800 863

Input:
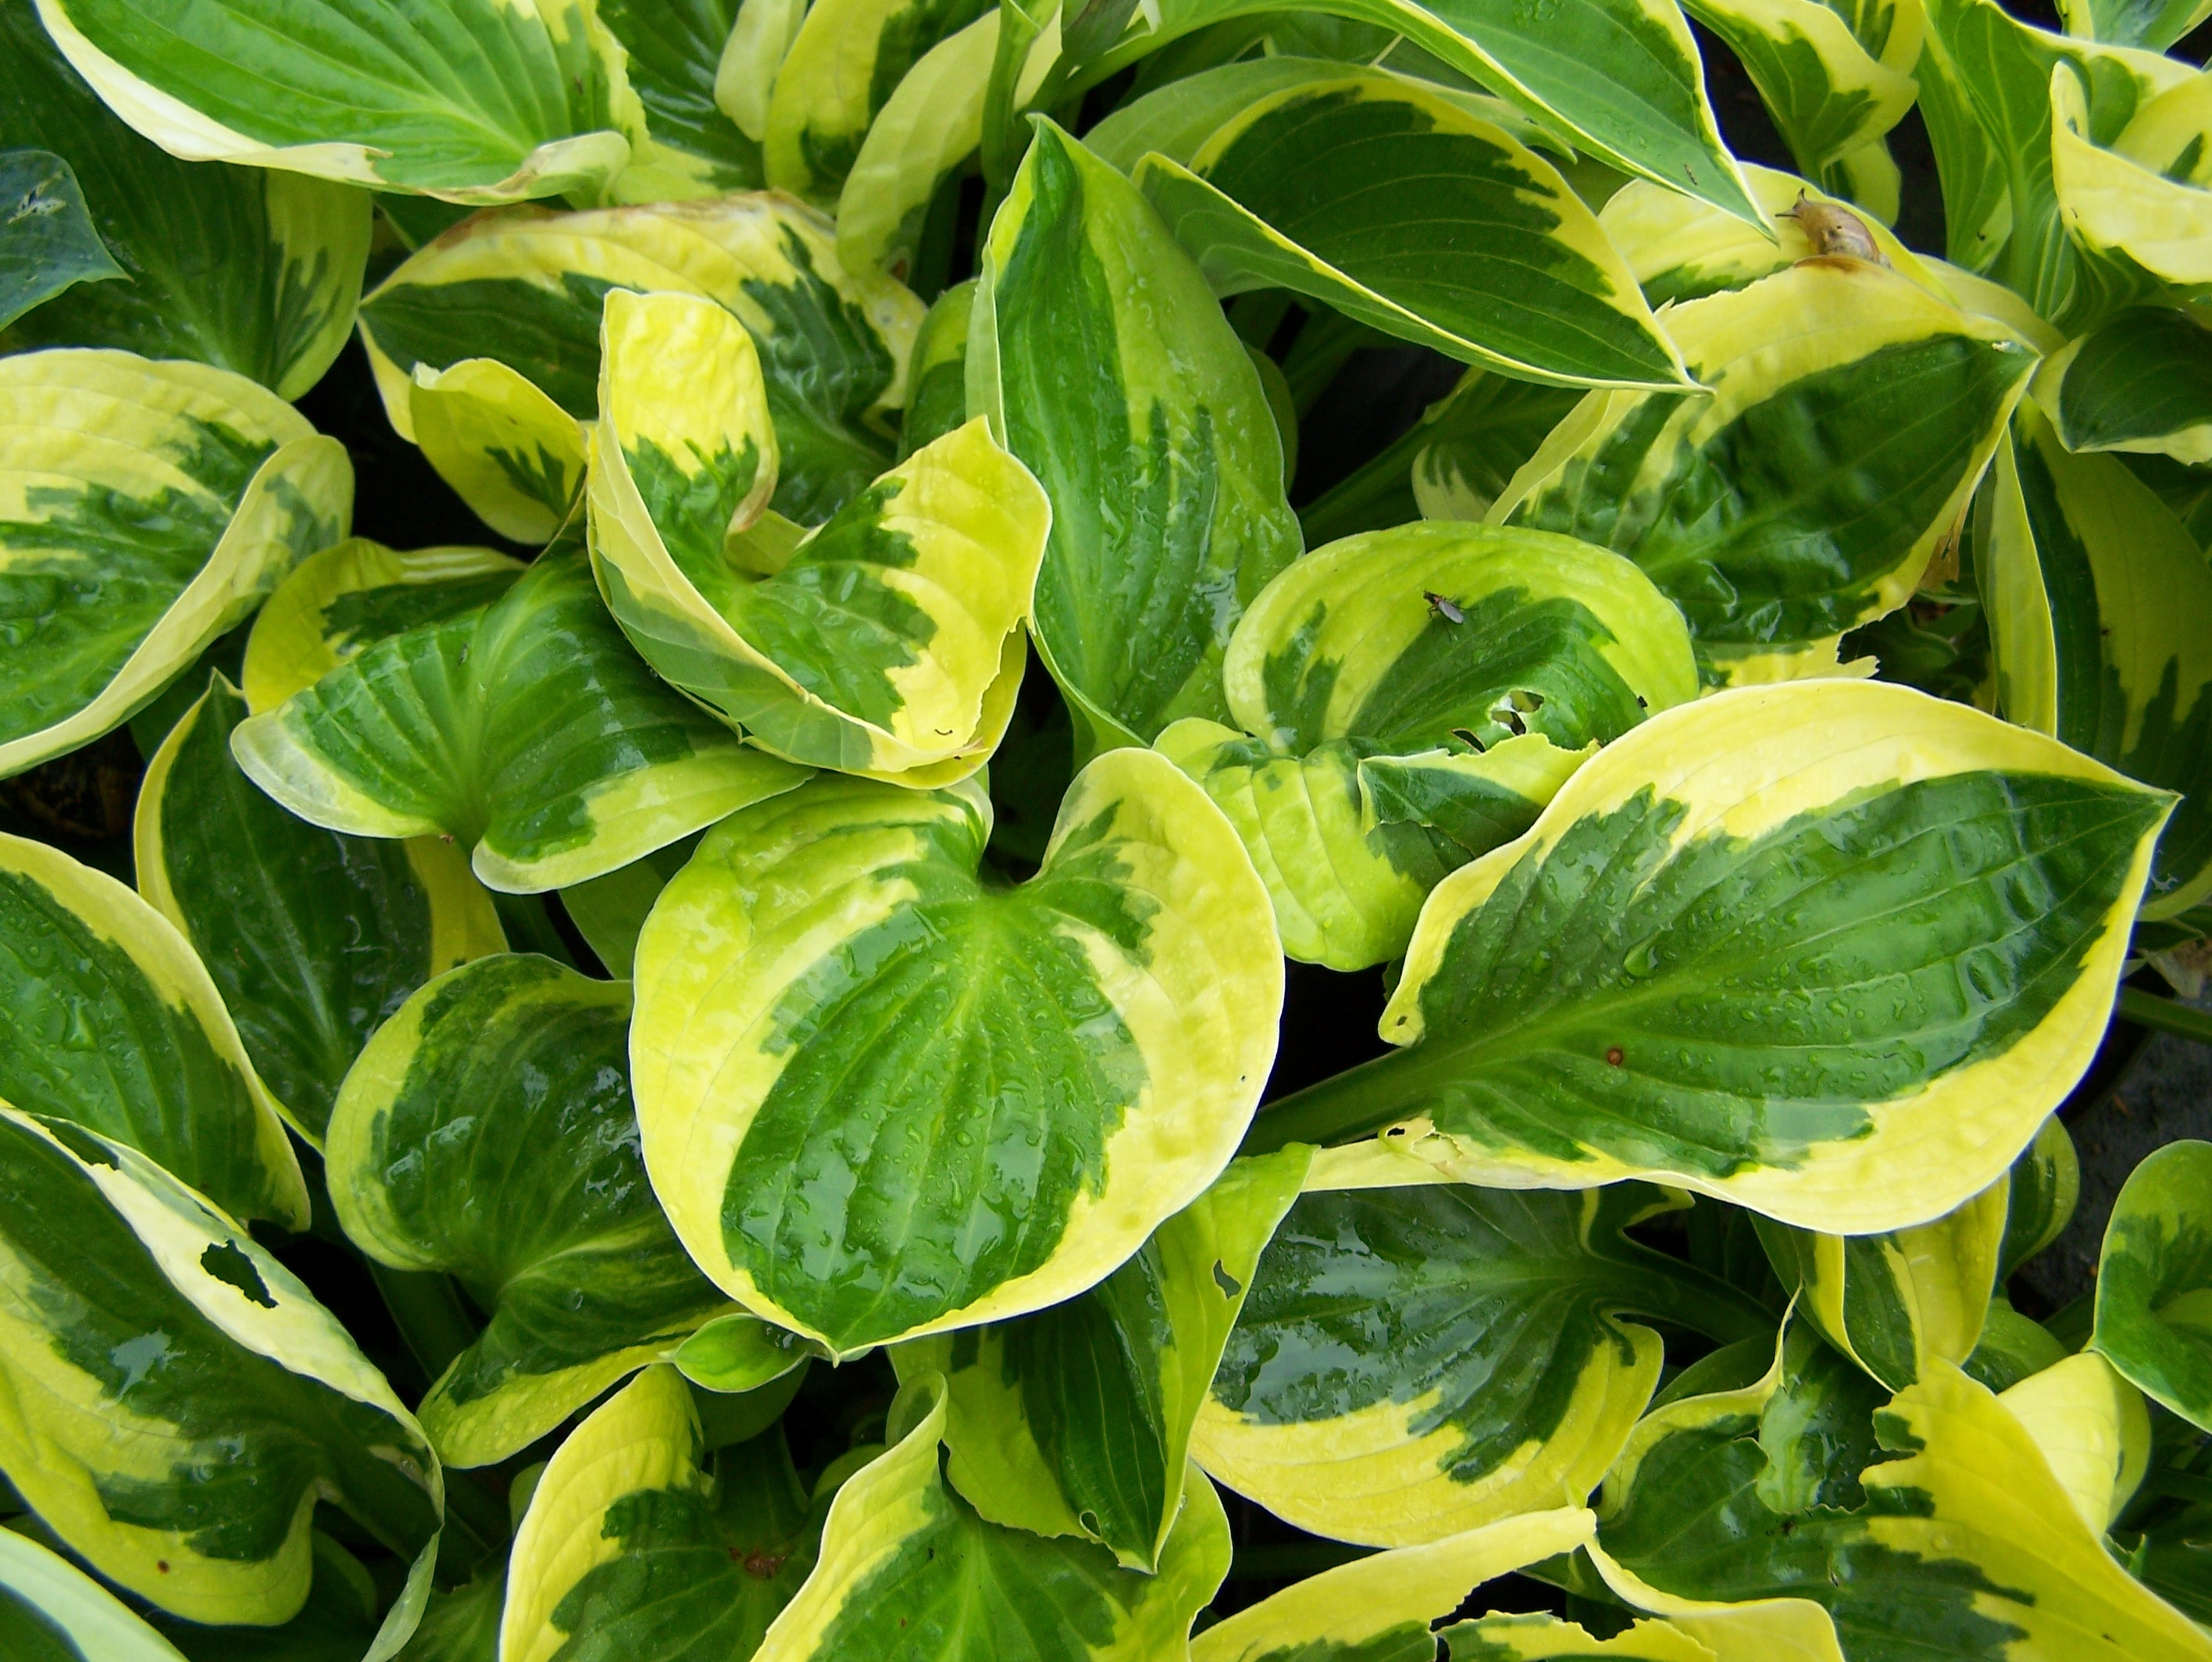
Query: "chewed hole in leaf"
199 1240 277 1308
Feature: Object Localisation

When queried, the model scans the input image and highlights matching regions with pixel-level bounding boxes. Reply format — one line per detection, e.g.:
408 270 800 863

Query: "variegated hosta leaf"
0 1521 190 1662
1999 1114 2079 1279
972 119 1303 753
1443 1613 1726 1660
762 0 994 207
715 0 809 144
900 279 974 461
631 749 1282 1357
230 544 811 893
135 674 505 1147
598 0 765 202
1410 372 1586 522
1996 1350 2151 1532
2050 62 2212 295
1589 1329 2212 1661
355 194 925 528
0 830 307 1229
405 359 588 547
895 1147 1310 1571
501 1365 819 1662
1131 71 1688 391
1069 0 1763 229
237 537 523 715
0 148 121 333
1917 0 2192 328
1964 1295 2070 1393
754 1371 1231 1660
1499 259 2034 683
1982 409 2212 918
1194 1182 1773 1548
833 11 997 281
1 7 369 398
588 287 1048 785
1594 162 1953 309
30 0 640 205
1083 58 1374 176
1191 1507 1599 1662
2057 0 2212 50
558 834 701 981
1252 680 2171 1235
2092 1139 2212 1434
2043 307 2212 471
327 954 730 1468
1753 1177 2009 1391
1161 519 1699 969
0 348 351 779
0 1109 441 1631
1677 0 1918 215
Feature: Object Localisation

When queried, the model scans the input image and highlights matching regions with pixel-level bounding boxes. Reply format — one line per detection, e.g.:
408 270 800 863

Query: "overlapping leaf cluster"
2 0 2211 1656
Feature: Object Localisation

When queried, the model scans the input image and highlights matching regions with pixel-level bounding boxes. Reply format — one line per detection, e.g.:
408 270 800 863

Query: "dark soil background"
2 12 2208 1628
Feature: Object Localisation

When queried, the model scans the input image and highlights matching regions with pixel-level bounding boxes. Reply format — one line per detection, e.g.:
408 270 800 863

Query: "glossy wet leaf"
2093 1139 2212 1434
327 954 732 1467
0 829 307 1228
1196 1182 1772 1546
356 194 924 527
630 748 1282 1357
0 8 370 398
0 1109 441 1632
751 1371 1231 1660
230 544 812 893
1133 70 1688 390
1253 679 2171 1235
32 0 641 205
0 348 351 779
1500 258 2035 683
0 148 121 332
1981 408 2212 918
501 1365 820 1662
588 287 1048 785
897 1147 1309 1571
973 120 1303 753
134 673 505 1146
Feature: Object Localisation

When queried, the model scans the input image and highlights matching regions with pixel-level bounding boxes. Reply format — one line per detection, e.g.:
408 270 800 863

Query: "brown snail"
1780 191 1889 266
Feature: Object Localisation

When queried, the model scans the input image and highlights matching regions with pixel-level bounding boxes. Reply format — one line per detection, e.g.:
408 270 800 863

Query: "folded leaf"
973 120 1303 752
1996 1350 2150 1532
1753 1177 2008 1390
2050 62 2212 294
2043 306 2212 468
1500 259 2034 683
1069 0 1763 229
762 0 995 205
0 149 122 332
1252 679 2171 1235
327 954 730 1466
631 749 1282 1356
1194 1183 1771 1546
598 0 765 201
900 279 975 460
1591 1332 2212 1661
753 1371 1231 1660
1133 71 1689 389
405 359 588 547
1999 1113 2080 1279
2093 1139 2212 1433
231 544 811 892
501 1366 818 1662
356 195 924 527
2057 0 2212 48
896 1147 1309 1571
716 0 809 142
0 1109 441 1631
1981 408 2212 918
32 0 640 205
834 12 998 280
0 830 307 1229
1190 1508 1599 1662
0 1511 190 1662
588 288 1047 784
0 348 351 779
1411 372 1585 522
136 674 504 1147
1083 57 1358 175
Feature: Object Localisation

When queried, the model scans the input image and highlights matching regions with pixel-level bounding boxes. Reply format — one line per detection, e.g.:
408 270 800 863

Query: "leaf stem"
2118 986 2212 1045
370 1262 480 1386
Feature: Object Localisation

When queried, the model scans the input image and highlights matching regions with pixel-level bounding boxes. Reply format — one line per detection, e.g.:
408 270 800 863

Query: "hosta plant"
3 0 2212 1655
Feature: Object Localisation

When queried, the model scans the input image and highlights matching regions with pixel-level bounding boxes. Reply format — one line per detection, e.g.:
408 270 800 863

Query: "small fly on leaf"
1780 192 1888 266
1424 590 1465 623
